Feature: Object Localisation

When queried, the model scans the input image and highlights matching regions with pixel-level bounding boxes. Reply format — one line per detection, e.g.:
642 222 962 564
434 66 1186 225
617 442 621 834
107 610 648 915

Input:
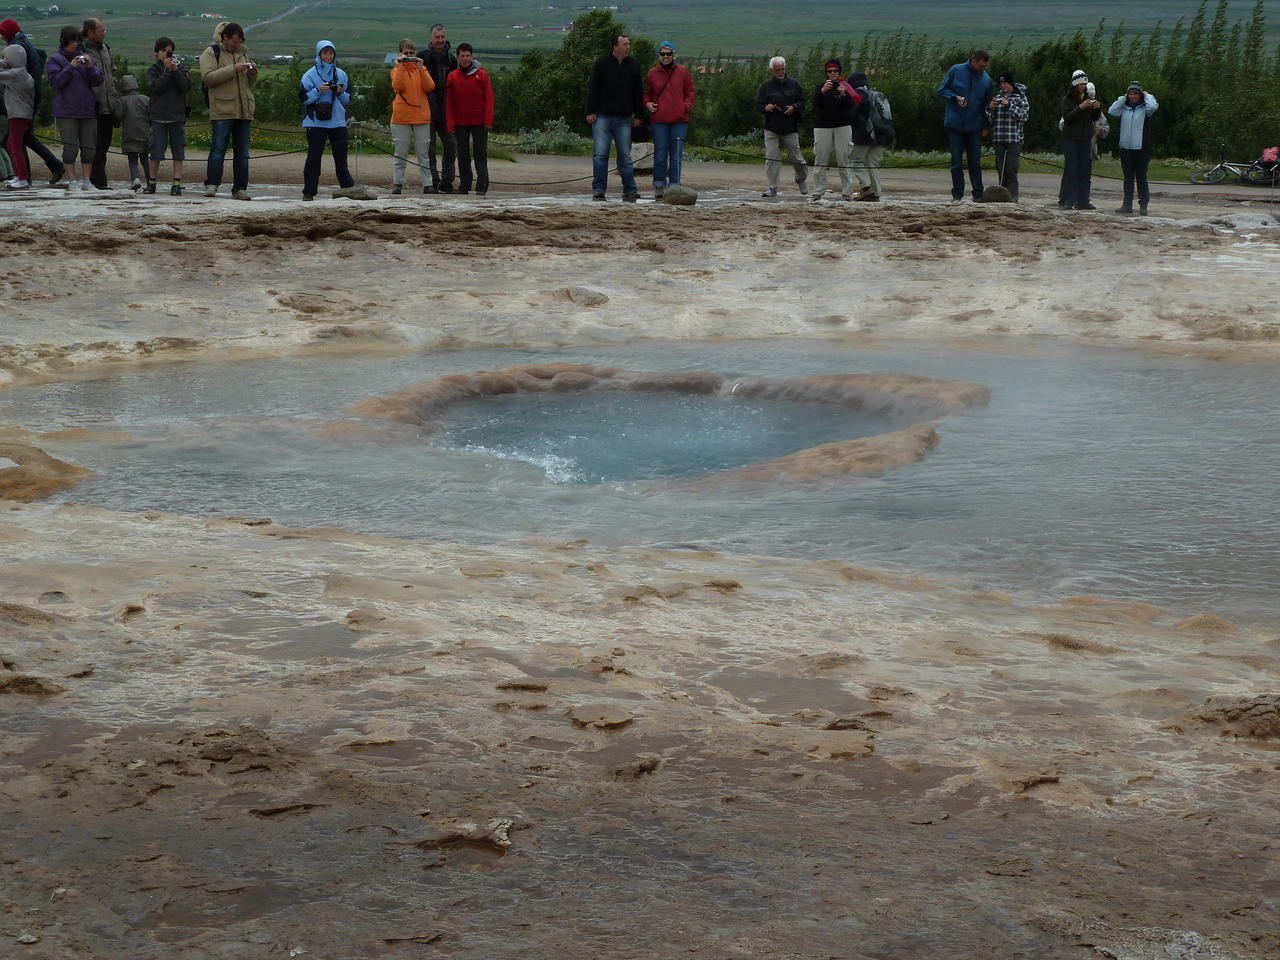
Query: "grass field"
4 0 1274 68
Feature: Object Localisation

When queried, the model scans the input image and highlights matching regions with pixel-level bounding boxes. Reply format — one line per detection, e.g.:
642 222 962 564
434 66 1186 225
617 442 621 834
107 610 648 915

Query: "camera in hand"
398 55 417 63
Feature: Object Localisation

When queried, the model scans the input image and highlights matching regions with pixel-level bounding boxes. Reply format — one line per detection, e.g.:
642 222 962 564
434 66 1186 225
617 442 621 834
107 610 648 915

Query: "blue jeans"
1060 139 1093 208
650 121 688 188
206 118 251 192
1119 148 1150 208
947 128 984 199
591 115 637 196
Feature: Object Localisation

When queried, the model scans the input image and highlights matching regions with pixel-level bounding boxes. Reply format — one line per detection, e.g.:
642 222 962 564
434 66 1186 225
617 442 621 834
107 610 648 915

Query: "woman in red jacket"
643 41 694 199
445 43 493 196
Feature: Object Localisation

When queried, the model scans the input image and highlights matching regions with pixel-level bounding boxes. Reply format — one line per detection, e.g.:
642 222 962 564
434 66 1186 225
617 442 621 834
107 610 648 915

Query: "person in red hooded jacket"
643 40 694 199
445 43 493 196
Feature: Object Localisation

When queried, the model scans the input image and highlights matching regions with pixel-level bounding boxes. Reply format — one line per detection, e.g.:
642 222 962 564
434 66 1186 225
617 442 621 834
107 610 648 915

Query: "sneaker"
592 192 606 201
67 180 82 193
810 192 825 202
49 165 65 186
391 184 402 195
622 192 640 203
130 177 142 192
761 186 777 198
423 185 437 194
144 181 156 194
653 187 664 200
1139 205 1149 216
204 184 218 198
170 183 182 196
6 178 30 190
231 189 252 201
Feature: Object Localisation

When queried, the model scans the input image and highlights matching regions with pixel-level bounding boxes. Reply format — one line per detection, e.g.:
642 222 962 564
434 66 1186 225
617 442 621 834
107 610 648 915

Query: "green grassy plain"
4 0 1273 67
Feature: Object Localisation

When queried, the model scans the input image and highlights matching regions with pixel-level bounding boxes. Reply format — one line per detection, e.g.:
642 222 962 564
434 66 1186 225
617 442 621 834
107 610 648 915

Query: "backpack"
861 86 894 144
200 42 219 106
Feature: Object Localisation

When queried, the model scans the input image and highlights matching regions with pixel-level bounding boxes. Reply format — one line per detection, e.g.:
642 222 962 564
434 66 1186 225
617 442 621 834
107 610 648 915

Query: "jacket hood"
848 70 868 88
2 42 25 69
212 22 229 43
120 73 139 93
460 59 482 76
314 39 336 66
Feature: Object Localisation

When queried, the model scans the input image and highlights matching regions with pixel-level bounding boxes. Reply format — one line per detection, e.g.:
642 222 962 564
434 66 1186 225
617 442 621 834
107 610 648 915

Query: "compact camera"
398 55 418 63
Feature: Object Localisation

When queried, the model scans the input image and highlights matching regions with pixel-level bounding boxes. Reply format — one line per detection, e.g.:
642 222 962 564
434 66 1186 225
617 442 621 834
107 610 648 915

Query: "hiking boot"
476 190 487 197
653 187 664 200
592 192 606 201
622 192 640 202
798 180 809 195
49 165 65 186
810 192 825 202
204 184 218 198
456 188 470 195
761 186 778 198
423 185 437 194
231 189 252 201
1114 205 1133 215
391 184 402 195
170 183 182 196
856 193 880 202
438 182 454 194
1139 204 1149 216
1075 202 1097 211
302 194 315 201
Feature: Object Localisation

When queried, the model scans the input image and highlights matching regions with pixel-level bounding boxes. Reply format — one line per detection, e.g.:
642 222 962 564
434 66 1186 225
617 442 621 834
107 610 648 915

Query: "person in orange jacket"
388 37 435 194
445 42 493 196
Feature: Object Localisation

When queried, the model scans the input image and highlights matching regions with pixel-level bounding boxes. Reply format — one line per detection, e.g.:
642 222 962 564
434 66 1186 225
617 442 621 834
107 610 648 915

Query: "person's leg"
231 119 251 193
7 118 29 182
1059 139 1075 207
149 122 165 181
455 126 473 192
614 116 637 196
865 144 885 197
206 119 230 187
331 126 354 188
426 118 442 186
965 130 984 198
763 130 781 191
1118 149 1136 211
413 124 433 188
784 132 807 188
303 126 325 196
23 124 62 179
55 118 79 178
834 126 854 195
649 122 670 189
391 123 409 185
89 112 112 187
947 129 965 199
1005 143 1020 201
591 115 612 195
473 126 489 194
849 142 869 193
1077 142 1093 207
811 126 832 196
440 123 456 190
171 125 185 183
668 121 687 186
78 118 97 180
1134 149 1151 211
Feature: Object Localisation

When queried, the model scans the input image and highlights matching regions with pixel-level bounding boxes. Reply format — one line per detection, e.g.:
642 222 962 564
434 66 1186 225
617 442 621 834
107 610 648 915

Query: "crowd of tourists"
0 20 1159 213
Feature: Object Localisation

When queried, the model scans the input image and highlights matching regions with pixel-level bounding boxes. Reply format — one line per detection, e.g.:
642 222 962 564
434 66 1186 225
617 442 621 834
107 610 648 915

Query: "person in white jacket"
1108 81 1159 215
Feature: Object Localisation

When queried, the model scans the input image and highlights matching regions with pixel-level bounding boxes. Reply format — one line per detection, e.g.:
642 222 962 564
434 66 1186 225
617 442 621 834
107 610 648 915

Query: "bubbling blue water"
437 392 907 484
6 339 1279 626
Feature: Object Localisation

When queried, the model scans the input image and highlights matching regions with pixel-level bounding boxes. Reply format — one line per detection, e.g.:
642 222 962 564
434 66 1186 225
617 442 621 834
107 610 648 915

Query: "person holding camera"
937 50 992 202
1059 69 1102 210
389 38 434 194
985 71 1029 201
809 58 861 202
755 56 807 198
200 21 258 200
46 24 103 192
145 37 190 194
300 39 354 201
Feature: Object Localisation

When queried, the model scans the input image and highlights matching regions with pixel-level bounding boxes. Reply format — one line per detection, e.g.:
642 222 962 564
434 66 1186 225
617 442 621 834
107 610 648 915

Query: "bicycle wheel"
1191 166 1228 184
1246 164 1279 184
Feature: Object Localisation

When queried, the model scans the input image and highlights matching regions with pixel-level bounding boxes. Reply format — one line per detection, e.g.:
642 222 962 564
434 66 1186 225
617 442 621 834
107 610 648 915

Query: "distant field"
4 0 1274 67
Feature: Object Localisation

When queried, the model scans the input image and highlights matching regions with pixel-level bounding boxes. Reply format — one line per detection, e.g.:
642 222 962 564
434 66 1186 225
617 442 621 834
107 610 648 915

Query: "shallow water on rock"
8 339 1280 625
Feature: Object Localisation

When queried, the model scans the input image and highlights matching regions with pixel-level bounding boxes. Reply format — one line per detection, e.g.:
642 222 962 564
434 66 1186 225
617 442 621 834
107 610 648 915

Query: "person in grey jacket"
1108 82 1158 215
0 40 35 188
0 18 65 184
81 17 119 189
113 74 149 191
145 36 190 194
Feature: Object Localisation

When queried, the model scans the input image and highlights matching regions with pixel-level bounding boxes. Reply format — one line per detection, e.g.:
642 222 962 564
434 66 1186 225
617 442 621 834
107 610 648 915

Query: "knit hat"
0 18 21 39
1127 81 1144 94
1070 69 1089 86
997 71 1014 84
658 40 674 53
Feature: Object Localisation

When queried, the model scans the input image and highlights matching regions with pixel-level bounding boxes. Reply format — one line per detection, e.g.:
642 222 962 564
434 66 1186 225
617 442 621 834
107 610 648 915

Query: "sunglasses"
659 51 674 56
825 68 840 73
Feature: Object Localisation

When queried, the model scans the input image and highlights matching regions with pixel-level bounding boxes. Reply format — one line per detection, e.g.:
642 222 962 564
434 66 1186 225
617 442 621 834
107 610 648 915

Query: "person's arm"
681 67 694 113
936 65 957 100
482 70 494 128
199 48 236 89
420 64 435 95
47 55 70 89
755 79 771 115
787 78 803 118
631 62 644 118
1010 93 1029 123
1144 93 1158 115
85 59 103 87
584 57 600 121
445 71 456 132
1106 96 1124 118
337 68 351 106
302 70 322 105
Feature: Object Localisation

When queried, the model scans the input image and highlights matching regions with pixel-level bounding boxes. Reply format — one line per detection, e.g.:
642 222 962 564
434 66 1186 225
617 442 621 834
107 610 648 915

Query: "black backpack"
200 42 220 106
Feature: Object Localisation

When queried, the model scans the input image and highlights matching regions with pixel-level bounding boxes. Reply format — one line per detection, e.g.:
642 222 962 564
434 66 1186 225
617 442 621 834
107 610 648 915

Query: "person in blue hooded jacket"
936 50 992 202
301 39 354 200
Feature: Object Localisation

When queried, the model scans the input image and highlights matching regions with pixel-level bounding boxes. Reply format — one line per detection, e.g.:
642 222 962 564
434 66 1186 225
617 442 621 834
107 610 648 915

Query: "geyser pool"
7 339 1279 626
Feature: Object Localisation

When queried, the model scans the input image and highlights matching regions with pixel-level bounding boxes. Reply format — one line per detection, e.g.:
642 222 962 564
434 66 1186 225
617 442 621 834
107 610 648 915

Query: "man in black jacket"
584 32 643 201
0 18 65 183
755 56 807 198
422 23 456 193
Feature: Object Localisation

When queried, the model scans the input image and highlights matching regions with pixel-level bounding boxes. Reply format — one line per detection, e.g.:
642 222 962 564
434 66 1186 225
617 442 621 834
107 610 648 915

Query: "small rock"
661 184 698 205
38 591 71 604
331 184 377 200
569 703 634 729
558 286 610 307
17 933 40 944
901 220 927 234
0 674 67 696
979 185 1014 203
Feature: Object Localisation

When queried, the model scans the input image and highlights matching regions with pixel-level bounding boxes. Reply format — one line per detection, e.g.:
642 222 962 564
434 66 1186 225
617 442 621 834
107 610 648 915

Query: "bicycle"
1190 143 1277 185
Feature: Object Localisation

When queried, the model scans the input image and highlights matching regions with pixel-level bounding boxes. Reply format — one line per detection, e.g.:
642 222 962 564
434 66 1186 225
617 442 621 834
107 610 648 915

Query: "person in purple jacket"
46 24 102 192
